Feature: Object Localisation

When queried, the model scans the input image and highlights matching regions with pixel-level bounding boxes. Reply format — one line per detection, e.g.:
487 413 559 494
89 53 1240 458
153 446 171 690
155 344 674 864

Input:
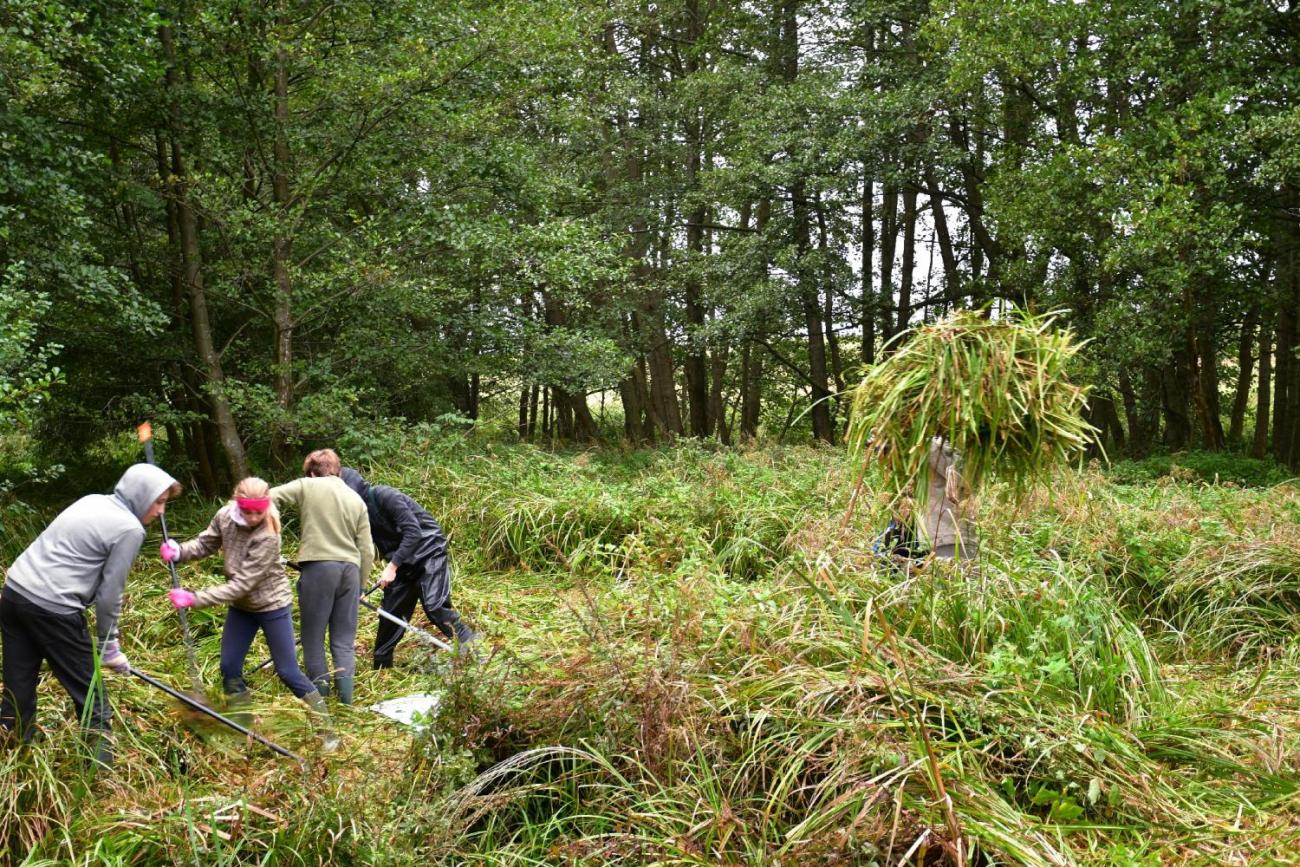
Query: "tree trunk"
709 340 730 444
781 0 832 443
740 340 763 440
618 314 650 443
518 383 531 440
270 42 296 468
1162 348 1194 451
814 195 845 398
149 133 219 495
682 0 710 438
924 167 960 307
160 24 248 482
1194 321 1225 450
528 384 540 438
1119 366 1142 452
570 392 598 440
879 183 899 350
1272 296 1294 465
897 184 918 339
1275 199 1300 467
861 174 875 365
1088 393 1125 452
643 298 683 436
1229 303 1260 443
541 387 551 438
1254 322 1272 459
794 190 833 443
950 114 997 294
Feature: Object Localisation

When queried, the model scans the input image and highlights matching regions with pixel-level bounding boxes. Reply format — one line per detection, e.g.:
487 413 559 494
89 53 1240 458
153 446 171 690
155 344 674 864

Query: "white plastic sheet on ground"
367 693 441 731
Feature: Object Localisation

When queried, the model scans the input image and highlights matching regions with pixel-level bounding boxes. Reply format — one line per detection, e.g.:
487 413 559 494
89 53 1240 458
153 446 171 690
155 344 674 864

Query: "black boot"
87 729 113 772
432 610 480 659
372 655 394 670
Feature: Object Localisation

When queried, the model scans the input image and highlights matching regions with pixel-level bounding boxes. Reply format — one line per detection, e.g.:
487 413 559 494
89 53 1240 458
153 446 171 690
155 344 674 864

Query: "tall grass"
2 441 1299 865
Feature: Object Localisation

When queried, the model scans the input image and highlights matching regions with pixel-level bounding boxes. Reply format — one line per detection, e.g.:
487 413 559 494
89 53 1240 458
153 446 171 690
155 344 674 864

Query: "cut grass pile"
3 438 1300 865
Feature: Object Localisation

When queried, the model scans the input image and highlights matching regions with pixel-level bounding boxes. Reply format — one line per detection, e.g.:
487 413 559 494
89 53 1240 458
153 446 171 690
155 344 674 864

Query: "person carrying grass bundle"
160 477 338 750
0 463 179 769
870 437 975 561
851 309 1094 565
269 449 373 705
340 467 478 667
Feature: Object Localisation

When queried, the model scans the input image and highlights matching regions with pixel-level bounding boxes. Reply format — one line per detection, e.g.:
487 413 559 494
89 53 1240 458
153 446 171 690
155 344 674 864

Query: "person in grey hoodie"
0 463 180 767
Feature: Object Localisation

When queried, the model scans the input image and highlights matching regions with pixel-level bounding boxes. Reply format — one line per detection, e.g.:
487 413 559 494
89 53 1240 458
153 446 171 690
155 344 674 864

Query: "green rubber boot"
335 675 354 706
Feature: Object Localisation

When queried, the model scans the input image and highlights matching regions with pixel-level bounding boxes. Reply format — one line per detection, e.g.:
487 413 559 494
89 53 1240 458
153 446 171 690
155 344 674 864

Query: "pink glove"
101 640 130 674
168 588 196 609
160 539 181 563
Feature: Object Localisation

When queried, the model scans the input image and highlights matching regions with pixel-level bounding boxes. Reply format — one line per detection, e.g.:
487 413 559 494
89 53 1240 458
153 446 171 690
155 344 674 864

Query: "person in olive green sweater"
270 449 373 704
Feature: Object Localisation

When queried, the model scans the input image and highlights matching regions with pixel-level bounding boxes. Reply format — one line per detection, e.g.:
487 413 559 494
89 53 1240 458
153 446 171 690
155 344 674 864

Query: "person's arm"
95 527 145 646
376 488 426 567
176 514 223 562
355 507 374 579
193 533 280 609
270 478 305 510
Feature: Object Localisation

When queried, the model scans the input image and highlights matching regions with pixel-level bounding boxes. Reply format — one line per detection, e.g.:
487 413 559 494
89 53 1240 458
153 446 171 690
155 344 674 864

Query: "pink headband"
237 497 271 511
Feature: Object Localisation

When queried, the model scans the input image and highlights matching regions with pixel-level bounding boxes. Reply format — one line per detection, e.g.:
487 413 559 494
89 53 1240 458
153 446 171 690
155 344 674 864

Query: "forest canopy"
2 0 1297 492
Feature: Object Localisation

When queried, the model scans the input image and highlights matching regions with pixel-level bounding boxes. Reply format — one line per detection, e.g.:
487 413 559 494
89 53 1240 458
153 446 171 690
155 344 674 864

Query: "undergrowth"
2 437 1299 865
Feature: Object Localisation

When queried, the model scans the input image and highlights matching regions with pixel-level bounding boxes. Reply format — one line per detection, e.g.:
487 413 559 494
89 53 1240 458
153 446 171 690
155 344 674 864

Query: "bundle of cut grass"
846 307 1095 503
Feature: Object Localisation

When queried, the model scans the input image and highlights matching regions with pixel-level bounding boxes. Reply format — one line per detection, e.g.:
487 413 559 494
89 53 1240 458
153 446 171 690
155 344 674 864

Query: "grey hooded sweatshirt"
3 463 177 646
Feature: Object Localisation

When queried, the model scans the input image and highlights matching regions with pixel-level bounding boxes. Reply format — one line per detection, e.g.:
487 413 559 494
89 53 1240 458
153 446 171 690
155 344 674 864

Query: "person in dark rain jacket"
340 468 478 667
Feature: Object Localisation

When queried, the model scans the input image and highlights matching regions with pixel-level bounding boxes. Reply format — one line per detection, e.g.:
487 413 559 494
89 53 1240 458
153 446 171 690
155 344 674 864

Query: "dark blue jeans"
220 605 315 698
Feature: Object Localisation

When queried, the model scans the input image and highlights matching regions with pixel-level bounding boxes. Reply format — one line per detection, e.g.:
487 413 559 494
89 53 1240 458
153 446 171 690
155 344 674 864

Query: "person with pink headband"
159 476 337 750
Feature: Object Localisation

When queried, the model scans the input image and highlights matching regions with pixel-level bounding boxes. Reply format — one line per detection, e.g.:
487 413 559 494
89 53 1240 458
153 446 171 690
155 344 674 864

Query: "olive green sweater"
270 477 374 578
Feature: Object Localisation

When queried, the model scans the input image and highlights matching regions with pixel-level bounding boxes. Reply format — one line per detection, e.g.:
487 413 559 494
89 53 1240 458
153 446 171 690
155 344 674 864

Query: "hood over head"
114 463 179 519
340 467 370 499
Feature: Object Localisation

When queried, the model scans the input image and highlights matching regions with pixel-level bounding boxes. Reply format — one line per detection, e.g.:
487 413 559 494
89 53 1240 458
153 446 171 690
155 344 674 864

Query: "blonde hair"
232 476 281 535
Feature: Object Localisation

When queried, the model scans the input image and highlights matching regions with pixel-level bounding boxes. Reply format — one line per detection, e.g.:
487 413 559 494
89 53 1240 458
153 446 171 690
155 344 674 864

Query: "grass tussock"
2 440 1300 865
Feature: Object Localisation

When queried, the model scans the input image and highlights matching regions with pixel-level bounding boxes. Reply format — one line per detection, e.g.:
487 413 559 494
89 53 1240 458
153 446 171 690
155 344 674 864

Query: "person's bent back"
1 463 179 768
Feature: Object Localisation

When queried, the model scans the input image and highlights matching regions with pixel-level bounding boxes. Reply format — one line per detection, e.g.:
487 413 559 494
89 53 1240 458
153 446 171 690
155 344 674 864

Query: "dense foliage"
1 1 1298 494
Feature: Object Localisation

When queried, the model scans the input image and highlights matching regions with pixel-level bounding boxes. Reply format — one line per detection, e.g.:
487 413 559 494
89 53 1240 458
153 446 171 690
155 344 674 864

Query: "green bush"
1108 451 1294 487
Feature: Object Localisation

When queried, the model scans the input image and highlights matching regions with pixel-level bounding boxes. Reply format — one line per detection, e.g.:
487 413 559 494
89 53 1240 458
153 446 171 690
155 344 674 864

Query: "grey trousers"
297 560 359 688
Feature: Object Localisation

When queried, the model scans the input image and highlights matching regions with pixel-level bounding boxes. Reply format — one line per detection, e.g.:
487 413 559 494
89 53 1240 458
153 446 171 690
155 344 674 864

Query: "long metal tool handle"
159 511 202 684
129 667 306 767
142 433 204 693
360 596 454 653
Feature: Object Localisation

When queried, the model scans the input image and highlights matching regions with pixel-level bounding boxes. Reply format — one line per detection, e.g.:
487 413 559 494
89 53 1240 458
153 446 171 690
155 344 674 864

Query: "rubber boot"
372 655 394 671
302 690 339 752
433 611 481 661
311 674 332 700
86 728 113 773
335 675 354 706
223 676 253 725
